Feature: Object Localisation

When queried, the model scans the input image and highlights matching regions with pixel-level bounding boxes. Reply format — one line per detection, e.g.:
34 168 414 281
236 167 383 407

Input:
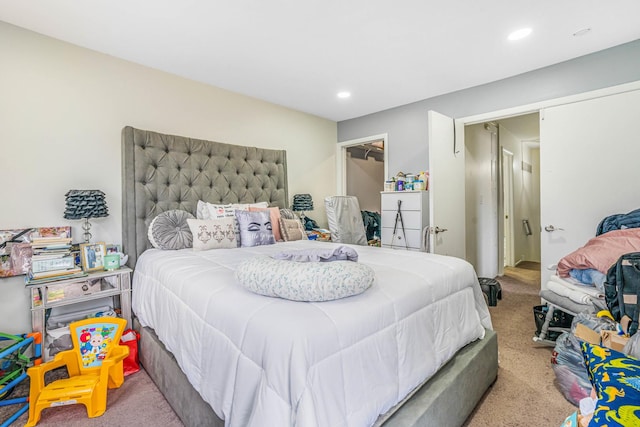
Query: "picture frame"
80 242 107 272
105 244 121 254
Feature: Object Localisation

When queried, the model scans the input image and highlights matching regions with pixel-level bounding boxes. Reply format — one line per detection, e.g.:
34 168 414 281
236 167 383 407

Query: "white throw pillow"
187 218 237 250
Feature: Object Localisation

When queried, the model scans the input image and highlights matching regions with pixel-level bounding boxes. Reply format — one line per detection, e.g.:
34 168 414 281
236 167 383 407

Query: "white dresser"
381 191 429 250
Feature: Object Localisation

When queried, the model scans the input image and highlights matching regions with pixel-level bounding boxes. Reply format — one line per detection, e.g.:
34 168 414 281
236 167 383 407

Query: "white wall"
346 154 384 212
0 22 337 334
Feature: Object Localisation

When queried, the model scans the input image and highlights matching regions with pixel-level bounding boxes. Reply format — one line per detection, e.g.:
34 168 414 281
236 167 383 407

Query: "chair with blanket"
324 196 367 245
25 317 129 426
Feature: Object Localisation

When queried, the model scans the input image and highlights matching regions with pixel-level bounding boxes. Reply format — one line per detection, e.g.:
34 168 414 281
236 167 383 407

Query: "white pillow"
196 200 235 220
196 201 240 246
187 218 237 250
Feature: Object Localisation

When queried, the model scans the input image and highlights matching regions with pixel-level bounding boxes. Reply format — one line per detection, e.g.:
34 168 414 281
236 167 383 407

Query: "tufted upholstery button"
177 166 181 171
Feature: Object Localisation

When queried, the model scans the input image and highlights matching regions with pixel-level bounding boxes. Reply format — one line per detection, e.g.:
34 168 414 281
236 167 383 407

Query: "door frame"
502 148 515 267
336 133 388 195
457 80 640 282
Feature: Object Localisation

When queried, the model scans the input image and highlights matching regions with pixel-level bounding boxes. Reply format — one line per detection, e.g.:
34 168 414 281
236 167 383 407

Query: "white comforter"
132 241 492 427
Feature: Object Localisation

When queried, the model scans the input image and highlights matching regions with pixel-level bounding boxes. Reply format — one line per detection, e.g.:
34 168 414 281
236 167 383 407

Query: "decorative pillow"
187 218 237 250
234 210 276 248
279 218 308 241
147 209 195 250
249 207 283 241
231 201 269 211
196 201 240 246
235 256 375 301
581 342 640 426
279 208 297 220
196 200 235 220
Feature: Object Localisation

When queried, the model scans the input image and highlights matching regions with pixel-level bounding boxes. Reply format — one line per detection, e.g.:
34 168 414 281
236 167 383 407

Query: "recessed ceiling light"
337 91 351 99
508 28 532 41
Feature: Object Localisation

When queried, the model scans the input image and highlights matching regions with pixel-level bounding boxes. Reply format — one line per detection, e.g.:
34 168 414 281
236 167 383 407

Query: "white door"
427 110 466 258
539 89 640 288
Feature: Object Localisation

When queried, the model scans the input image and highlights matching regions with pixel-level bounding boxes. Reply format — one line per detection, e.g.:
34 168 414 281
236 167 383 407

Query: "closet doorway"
336 134 388 213
464 113 540 279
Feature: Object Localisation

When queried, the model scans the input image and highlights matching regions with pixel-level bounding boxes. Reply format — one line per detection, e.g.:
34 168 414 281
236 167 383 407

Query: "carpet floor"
2 268 576 426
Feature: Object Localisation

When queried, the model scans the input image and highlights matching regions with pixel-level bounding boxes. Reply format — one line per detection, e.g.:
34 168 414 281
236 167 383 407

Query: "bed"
121 126 498 427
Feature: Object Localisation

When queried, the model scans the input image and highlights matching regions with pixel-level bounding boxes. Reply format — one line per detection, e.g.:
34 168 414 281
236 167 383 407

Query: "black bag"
605 252 640 336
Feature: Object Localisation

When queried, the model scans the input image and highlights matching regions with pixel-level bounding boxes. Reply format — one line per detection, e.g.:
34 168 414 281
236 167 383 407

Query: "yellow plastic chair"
25 317 129 426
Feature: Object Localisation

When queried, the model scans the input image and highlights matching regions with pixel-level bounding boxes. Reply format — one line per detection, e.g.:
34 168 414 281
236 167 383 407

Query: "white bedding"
547 274 605 304
132 241 492 427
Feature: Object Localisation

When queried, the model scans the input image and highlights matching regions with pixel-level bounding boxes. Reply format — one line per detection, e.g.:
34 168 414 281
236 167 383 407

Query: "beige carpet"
2 270 577 426
464 271 575 427
503 261 541 287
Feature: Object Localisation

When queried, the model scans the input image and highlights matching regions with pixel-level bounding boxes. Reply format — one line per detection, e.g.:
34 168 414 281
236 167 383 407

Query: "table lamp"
292 194 313 222
63 190 109 243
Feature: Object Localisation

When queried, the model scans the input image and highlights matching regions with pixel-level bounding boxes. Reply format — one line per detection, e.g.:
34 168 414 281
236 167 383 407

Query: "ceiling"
1 1 639 122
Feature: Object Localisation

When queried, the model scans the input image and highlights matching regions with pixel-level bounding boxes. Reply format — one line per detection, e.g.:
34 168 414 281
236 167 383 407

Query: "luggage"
604 252 640 335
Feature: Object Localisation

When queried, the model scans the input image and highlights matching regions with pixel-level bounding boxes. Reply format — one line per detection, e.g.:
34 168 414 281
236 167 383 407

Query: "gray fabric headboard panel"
122 126 288 268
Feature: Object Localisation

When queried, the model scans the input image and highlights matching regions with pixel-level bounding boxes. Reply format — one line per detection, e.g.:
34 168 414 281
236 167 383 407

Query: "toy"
0 331 42 427
25 317 128 426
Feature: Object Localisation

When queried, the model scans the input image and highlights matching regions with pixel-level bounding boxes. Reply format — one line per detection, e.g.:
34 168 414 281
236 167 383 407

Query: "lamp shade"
63 190 109 220
292 194 313 212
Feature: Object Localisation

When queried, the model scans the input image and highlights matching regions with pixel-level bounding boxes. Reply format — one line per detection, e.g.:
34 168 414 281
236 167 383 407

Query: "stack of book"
26 227 86 285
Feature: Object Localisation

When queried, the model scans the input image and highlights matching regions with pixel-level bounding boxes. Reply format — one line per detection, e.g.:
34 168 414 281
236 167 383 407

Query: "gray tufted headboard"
121 126 288 268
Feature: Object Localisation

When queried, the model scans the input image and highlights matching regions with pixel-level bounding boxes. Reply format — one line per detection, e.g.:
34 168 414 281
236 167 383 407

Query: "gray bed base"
135 317 497 427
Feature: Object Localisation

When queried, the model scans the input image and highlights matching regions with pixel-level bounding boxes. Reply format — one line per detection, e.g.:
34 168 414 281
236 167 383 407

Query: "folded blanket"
271 245 358 262
547 275 604 306
547 279 593 305
539 290 602 315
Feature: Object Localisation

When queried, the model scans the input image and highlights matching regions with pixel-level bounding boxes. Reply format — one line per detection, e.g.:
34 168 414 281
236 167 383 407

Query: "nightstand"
28 267 132 360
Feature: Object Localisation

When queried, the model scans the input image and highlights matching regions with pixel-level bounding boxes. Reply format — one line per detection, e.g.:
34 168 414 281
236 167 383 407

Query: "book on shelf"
28 228 77 282
31 240 72 249
25 268 86 285
30 226 72 240
31 255 76 273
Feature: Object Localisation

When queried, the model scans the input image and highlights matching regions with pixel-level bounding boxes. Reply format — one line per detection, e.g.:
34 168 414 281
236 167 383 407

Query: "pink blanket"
557 228 640 277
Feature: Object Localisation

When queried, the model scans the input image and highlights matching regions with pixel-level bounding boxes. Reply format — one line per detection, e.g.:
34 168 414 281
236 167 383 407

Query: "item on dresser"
63 190 109 243
25 226 79 284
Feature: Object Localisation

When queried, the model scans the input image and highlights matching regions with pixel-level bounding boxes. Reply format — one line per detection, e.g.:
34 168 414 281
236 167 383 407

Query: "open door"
427 110 466 258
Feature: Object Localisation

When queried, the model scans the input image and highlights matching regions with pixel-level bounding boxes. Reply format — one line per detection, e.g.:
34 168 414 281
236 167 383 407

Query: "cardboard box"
574 323 629 352
601 330 629 352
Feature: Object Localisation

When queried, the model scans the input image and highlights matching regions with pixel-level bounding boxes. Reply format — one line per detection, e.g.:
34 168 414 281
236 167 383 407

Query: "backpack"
605 252 640 336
